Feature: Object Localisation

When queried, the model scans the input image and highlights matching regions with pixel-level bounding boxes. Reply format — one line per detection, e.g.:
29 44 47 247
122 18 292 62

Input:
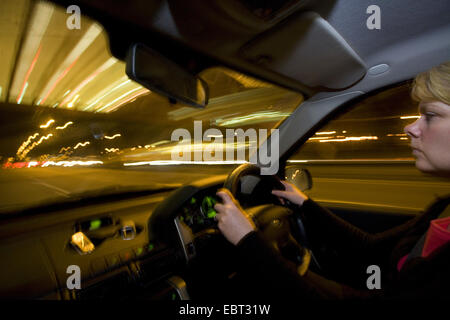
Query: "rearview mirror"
285 167 313 191
126 43 209 108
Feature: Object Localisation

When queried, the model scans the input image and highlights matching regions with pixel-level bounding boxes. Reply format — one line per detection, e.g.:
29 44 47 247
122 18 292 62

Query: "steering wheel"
222 163 312 276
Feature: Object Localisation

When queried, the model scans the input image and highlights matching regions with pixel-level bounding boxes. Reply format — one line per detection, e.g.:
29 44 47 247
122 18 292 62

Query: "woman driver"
214 61 450 299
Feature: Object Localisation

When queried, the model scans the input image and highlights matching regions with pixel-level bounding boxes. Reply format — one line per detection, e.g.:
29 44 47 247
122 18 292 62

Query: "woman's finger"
216 189 233 204
271 189 287 197
214 203 225 212
280 180 294 190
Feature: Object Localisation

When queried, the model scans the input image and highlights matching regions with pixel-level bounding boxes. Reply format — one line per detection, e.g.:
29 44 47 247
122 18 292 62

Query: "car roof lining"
49 0 449 102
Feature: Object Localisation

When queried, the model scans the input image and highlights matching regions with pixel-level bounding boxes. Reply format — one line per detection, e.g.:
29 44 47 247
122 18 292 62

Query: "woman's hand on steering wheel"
214 189 256 245
271 181 309 207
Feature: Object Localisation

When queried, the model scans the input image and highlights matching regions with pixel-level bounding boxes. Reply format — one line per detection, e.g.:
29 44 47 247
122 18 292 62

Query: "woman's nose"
404 118 421 138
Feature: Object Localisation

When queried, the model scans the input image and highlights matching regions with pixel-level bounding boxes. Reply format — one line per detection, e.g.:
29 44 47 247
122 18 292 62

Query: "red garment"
397 216 450 271
422 216 450 257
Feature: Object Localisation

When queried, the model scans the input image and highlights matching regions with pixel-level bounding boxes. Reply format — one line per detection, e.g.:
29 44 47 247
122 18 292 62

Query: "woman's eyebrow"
418 104 428 114
419 102 446 114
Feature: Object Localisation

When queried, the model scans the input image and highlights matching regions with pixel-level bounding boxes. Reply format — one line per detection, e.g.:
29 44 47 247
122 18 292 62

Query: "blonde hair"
411 61 450 105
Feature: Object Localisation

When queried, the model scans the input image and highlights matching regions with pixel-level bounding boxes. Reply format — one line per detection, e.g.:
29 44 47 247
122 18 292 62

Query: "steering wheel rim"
223 163 312 275
223 163 284 196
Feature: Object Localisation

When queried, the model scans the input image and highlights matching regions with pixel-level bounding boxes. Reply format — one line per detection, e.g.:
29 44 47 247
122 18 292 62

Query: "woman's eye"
422 112 436 122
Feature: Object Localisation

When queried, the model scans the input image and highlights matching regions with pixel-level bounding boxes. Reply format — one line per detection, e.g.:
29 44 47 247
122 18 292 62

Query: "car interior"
0 0 449 300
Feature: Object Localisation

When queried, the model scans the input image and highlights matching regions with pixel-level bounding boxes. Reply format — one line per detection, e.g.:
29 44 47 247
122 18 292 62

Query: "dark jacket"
236 195 450 299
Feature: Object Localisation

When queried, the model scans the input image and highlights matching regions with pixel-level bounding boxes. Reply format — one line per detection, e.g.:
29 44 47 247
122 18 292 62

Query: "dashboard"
0 175 230 300
0 173 283 300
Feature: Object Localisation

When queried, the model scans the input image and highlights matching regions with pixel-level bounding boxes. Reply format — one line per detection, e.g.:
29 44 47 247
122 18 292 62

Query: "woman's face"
404 100 450 176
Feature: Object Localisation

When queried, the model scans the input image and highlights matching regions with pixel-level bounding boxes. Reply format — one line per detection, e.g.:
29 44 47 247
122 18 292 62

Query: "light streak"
318 136 378 143
96 87 142 112
67 94 79 108
102 88 150 113
124 160 248 166
17 46 42 104
56 121 73 130
18 133 39 153
83 79 130 111
104 134 121 140
39 58 78 105
215 111 291 126
285 160 308 163
10 2 54 103
308 137 332 141
42 160 103 167
315 131 336 135
39 119 55 128
18 134 53 159
74 141 90 149
27 161 39 168
17 82 29 104
150 140 170 147
400 115 420 119
37 23 103 105
59 147 71 153
60 57 117 107
36 133 53 144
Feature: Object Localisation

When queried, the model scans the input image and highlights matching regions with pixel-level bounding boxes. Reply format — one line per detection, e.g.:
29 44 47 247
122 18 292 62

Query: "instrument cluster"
178 190 220 234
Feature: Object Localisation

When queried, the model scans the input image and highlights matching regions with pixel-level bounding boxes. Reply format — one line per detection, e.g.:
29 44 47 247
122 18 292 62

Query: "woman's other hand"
214 189 256 245
271 180 309 206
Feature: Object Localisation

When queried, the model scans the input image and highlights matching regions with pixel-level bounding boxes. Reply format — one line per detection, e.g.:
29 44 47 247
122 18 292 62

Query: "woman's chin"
414 160 435 174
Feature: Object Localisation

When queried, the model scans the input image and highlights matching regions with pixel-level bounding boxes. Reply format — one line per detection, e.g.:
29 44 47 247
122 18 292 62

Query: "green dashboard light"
207 209 216 218
89 219 102 231
202 196 217 219
148 243 155 251
190 197 196 204
136 247 144 256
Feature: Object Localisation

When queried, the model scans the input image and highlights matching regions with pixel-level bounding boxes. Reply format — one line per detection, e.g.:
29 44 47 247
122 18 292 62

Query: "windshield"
0 0 304 213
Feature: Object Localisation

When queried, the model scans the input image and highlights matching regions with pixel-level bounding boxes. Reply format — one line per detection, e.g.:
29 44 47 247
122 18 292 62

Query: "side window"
290 83 417 161
287 83 450 214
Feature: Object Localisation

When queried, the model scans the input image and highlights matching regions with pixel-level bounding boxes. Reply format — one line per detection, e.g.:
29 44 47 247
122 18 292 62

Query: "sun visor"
239 12 366 89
